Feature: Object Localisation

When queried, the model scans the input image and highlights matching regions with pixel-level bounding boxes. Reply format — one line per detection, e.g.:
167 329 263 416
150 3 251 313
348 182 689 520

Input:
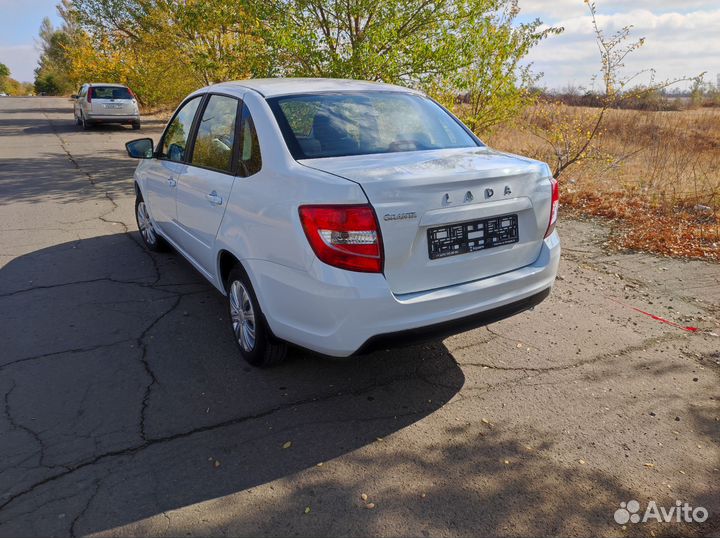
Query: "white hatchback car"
126 78 560 366
73 83 141 130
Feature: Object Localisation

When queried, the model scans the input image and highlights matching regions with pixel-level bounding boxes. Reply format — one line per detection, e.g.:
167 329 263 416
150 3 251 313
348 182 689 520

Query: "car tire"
226 265 287 367
135 194 168 252
81 113 91 130
132 122 141 130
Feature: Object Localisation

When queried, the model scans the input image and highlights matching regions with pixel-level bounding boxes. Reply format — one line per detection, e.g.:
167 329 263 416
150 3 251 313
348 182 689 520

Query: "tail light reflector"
87 88 93 103
299 204 384 273
545 177 559 238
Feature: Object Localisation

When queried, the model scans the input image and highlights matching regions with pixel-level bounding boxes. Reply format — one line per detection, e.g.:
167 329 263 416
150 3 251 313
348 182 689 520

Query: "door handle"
167 177 177 187
206 191 223 205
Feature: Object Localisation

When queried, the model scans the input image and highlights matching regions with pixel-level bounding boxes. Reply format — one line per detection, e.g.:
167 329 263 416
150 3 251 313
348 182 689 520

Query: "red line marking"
609 298 699 332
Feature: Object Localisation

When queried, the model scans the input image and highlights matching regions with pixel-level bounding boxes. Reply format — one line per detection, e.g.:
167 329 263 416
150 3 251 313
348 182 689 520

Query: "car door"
73 85 83 118
176 94 241 273
80 85 88 117
143 95 203 243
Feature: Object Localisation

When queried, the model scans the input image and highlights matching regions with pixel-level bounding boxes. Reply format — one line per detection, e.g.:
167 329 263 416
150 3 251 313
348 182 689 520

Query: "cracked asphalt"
0 96 718 537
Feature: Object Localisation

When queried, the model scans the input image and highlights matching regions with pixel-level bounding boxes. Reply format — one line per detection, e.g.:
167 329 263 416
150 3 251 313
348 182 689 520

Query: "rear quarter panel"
213 91 368 290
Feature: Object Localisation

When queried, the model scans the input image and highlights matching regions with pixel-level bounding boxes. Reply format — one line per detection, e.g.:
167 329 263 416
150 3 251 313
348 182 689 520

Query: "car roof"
203 78 423 98
87 83 129 88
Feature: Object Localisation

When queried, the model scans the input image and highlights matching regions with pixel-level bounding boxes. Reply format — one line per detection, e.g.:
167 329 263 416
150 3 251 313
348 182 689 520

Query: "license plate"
105 104 122 109
427 214 519 260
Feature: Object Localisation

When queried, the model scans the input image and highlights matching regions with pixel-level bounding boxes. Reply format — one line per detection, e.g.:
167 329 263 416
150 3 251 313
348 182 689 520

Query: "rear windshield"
90 86 133 100
267 92 480 159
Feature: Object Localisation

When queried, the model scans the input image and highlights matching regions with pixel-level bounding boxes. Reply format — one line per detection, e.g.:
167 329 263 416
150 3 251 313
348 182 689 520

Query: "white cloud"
521 6 720 89
0 44 39 83
519 0 714 20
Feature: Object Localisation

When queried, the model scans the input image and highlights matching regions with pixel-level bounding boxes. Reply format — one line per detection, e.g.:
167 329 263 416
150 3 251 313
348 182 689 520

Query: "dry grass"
485 105 720 261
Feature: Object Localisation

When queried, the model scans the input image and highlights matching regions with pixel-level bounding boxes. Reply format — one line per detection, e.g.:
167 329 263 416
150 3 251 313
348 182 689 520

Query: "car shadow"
0 232 466 535
0 152 140 204
1 234 718 536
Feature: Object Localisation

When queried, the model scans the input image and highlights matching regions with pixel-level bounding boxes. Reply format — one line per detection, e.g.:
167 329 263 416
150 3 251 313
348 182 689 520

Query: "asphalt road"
0 97 718 538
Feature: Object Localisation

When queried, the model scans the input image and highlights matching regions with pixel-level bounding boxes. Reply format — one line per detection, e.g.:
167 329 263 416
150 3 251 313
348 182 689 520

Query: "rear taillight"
128 88 136 100
544 177 559 238
299 204 384 273
87 88 93 103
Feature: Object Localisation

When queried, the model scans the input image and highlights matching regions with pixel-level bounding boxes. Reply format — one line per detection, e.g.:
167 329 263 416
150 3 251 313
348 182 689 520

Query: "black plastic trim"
353 287 551 355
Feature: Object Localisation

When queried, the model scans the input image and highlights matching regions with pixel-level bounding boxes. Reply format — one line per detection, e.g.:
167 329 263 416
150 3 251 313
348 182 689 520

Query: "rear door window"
190 95 239 174
239 103 262 176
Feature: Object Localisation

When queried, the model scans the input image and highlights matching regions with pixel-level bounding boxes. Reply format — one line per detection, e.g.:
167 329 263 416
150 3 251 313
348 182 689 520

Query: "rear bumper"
86 114 140 123
354 287 550 355
246 231 561 357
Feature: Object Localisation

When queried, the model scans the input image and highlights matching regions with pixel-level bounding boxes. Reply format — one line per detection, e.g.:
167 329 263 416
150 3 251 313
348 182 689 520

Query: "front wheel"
227 266 287 367
135 196 168 252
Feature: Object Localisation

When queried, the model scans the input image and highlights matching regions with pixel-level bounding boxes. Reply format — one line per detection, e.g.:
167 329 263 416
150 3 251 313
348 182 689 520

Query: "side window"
239 103 262 175
191 95 238 173
160 96 202 162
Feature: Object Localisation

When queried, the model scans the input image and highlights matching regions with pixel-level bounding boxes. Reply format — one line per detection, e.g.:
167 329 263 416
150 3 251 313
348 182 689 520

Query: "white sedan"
126 78 560 366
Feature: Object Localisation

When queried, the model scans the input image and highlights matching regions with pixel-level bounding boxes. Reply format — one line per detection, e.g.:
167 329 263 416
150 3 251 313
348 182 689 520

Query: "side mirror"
70 94 78 99
126 138 154 159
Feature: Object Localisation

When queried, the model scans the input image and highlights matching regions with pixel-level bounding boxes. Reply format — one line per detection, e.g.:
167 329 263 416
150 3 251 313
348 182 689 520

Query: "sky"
0 0 62 82
517 0 720 90
0 0 718 88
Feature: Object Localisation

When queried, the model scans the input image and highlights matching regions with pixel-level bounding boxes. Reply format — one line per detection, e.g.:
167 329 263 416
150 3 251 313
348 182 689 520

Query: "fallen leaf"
503 460 510 465
360 493 368 502
213 460 221 468
579 460 586 465
282 441 292 449
304 506 311 514
365 503 376 509
643 463 655 468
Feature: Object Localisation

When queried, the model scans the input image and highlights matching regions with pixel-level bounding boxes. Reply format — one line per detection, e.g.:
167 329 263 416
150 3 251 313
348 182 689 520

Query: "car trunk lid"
301 147 553 295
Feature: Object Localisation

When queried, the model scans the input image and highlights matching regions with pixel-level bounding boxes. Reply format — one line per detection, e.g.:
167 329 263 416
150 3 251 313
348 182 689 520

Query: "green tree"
34 14 76 95
264 0 559 132
0 62 10 93
67 0 559 119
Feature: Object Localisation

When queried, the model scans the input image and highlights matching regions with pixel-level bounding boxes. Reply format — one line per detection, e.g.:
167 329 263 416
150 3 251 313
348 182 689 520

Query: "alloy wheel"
136 201 157 246
229 280 256 352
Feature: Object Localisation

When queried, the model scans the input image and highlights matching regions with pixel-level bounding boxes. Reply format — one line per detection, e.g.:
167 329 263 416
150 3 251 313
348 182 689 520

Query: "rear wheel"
227 266 287 367
132 121 141 130
135 195 168 252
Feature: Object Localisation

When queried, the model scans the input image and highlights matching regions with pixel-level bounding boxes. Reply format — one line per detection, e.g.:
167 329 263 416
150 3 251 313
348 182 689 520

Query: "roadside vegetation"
0 63 34 96
30 0 719 261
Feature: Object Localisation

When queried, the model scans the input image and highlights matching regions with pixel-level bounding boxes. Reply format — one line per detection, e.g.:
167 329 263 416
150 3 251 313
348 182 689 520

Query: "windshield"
90 86 133 100
267 92 481 159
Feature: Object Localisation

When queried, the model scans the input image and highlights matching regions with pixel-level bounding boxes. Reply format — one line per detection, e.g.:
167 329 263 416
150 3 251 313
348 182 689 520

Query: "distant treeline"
529 84 720 111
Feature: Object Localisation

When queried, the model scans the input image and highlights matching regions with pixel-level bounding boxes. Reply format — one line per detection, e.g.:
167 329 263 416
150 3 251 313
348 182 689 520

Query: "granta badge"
383 212 417 221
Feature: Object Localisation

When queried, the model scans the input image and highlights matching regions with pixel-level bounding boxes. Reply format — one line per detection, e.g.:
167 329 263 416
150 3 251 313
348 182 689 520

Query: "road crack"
0 362 454 513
